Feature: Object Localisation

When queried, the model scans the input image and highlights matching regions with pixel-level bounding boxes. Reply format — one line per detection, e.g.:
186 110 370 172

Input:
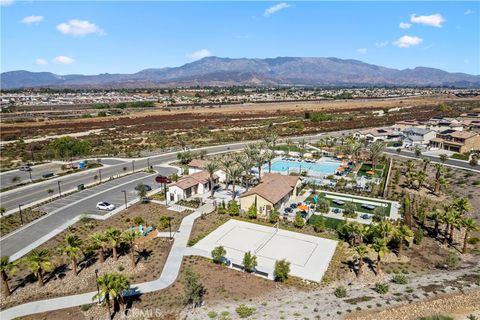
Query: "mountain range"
2 56 480 89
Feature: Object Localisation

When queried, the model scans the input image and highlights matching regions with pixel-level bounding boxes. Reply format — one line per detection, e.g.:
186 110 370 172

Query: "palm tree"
63 234 83 276
229 165 243 199
430 208 444 238
453 197 472 216
353 223 368 244
371 237 389 275
369 141 386 168
439 154 449 163
105 228 122 260
394 224 414 257
90 232 107 263
236 155 254 191
218 156 234 188
444 208 461 244
416 171 427 190
265 149 276 173
205 162 219 198
422 158 431 171
24 249 52 287
123 230 141 267
0 256 17 297
433 163 444 195
461 218 478 254
93 272 130 319
354 244 369 277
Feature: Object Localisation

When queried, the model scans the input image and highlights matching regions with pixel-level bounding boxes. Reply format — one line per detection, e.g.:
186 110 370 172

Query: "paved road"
0 172 155 257
384 149 479 172
0 163 64 189
0 132 349 213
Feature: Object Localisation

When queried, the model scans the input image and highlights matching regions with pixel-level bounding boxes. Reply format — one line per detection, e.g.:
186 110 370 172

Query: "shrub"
247 203 257 219
274 259 290 282
243 251 257 273
228 201 240 216
235 304 255 318
293 213 305 228
269 209 280 223
133 216 144 226
414 229 423 245
208 310 218 318
374 282 389 294
211 246 226 264
80 304 92 312
468 237 480 245
158 215 171 229
313 215 325 233
443 253 461 269
391 275 408 285
334 286 347 298
316 198 330 214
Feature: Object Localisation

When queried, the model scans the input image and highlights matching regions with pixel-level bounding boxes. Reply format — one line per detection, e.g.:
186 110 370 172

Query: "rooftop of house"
188 159 211 169
404 127 433 136
173 170 218 190
241 173 299 205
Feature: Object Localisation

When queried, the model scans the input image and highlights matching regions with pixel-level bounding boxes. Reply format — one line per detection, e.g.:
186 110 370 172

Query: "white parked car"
96 202 115 211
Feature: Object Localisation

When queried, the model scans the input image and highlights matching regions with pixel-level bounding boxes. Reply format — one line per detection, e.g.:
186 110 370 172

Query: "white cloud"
35 58 48 65
0 0 14 6
464 9 474 15
410 13 446 28
21 15 44 24
399 22 411 29
264 2 291 17
356 48 367 54
186 49 212 60
393 35 423 48
375 41 389 47
53 56 75 65
57 19 104 36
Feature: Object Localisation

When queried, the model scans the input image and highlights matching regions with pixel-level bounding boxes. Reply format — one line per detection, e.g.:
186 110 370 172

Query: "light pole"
98 169 102 183
122 190 127 209
18 204 24 225
147 158 150 169
132 160 135 173
57 181 62 198
168 217 172 240
94 269 100 304
28 170 32 182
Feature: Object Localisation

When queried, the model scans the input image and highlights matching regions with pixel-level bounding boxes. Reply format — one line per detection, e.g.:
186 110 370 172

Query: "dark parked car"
333 208 341 214
284 207 293 213
290 203 297 209
135 184 152 192
361 204 375 210
360 214 372 220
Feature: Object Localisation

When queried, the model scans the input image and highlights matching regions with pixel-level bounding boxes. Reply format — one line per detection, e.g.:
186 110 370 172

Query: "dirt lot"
0 203 187 310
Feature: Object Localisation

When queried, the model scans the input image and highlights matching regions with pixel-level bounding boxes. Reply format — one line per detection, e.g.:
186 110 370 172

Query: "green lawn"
357 163 385 178
307 192 391 216
308 214 345 230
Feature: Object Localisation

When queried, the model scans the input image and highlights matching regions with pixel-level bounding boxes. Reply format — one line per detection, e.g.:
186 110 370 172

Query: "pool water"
266 159 342 175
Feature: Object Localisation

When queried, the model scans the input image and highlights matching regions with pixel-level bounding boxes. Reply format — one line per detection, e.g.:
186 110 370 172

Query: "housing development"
1 2 479 320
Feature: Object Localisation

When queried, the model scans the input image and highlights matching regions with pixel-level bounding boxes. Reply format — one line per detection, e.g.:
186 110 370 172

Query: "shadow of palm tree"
136 249 152 264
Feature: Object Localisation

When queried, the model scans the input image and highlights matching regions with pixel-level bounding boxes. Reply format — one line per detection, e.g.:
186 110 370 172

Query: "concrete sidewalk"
0 203 215 320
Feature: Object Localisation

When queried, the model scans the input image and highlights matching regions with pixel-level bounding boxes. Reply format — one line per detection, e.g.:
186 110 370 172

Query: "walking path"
0 203 215 320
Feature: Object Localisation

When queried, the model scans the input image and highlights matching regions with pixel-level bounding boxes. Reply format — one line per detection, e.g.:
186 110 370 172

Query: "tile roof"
241 173 299 205
173 170 218 190
188 159 211 169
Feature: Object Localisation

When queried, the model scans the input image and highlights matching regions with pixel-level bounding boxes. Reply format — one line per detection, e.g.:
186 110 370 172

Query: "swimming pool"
265 159 342 176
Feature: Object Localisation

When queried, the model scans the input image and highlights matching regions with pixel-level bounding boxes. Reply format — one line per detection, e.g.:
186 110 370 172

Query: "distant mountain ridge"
2 56 480 89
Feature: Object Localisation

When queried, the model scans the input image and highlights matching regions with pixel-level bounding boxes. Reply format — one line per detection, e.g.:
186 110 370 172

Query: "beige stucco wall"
240 194 274 217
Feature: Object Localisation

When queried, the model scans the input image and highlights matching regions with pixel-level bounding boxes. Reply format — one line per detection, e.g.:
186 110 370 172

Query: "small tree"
104 228 122 260
316 199 330 214
247 203 257 219
242 251 257 273
228 200 240 216
293 213 305 228
211 246 226 264
313 215 325 233
123 230 141 267
136 183 147 200
269 209 280 224
0 256 18 297
183 268 205 308
343 202 357 218
274 259 290 282
63 234 83 276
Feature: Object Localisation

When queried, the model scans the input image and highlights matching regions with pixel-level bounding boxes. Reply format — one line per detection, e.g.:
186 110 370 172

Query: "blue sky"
1 1 479 75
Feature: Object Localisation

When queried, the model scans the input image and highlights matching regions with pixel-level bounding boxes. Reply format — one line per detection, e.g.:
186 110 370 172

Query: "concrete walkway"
0 203 215 320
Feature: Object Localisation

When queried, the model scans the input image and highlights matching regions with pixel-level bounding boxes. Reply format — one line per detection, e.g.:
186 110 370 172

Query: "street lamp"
57 180 62 198
122 190 127 209
132 160 135 173
98 169 102 183
94 268 100 304
18 204 24 225
147 158 150 169
168 217 172 240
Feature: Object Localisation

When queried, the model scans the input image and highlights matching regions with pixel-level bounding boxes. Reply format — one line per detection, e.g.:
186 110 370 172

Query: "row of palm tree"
1 227 141 298
93 272 130 319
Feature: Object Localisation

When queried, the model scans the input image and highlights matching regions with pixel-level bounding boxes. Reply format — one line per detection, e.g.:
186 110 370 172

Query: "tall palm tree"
369 141 386 168
461 218 478 254
371 237 389 275
453 197 472 216
394 224 414 257
229 165 243 200
265 149 276 173
93 272 130 319
0 256 17 297
433 163 444 195
430 208 444 238
422 158 431 171
90 232 107 263
445 208 461 244
123 230 141 267
205 162 219 198
218 156 234 188
105 228 122 260
354 244 369 277
63 234 83 276
236 155 254 191
416 171 427 190
24 249 52 287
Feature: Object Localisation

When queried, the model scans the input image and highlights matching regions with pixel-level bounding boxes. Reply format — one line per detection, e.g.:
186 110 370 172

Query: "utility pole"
18 204 24 225
29 170 32 182
57 181 62 198
132 160 135 173
122 190 127 209
99 169 102 183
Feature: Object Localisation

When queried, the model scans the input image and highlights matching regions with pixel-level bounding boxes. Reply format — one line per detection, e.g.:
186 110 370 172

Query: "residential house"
401 127 436 147
429 130 480 153
240 173 300 217
353 128 403 143
187 159 226 182
167 170 219 203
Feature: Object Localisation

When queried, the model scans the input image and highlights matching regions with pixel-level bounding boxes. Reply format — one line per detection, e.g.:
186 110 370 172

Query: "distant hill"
2 57 479 89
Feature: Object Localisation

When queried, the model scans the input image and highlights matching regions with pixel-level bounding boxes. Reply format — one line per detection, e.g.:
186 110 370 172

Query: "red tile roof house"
240 173 300 218
166 170 219 203
187 159 226 182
